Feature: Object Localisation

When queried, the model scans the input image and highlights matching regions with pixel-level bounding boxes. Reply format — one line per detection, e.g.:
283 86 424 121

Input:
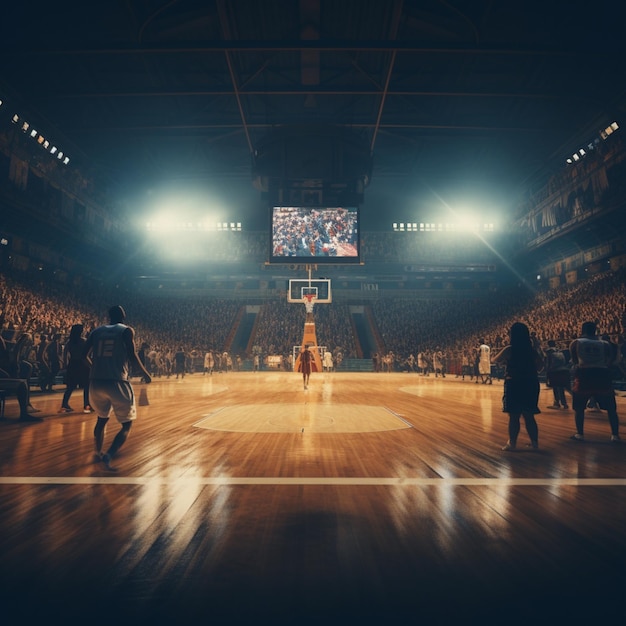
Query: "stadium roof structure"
1 0 626 229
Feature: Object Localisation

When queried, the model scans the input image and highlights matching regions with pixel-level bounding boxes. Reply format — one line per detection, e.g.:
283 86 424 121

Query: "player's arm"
82 333 94 367
123 327 152 383
491 346 509 364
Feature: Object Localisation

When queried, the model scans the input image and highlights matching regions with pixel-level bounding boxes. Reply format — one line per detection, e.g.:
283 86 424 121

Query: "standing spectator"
492 322 544 451
204 349 214 375
43 333 62 392
323 349 334 372
545 340 570 410
569 321 621 442
83 305 152 470
147 346 158 376
36 334 49 391
59 324 91 413
334 349 343 370
461 350 473 381
138 342 149 371
433 348 446 378
174 346 186 379
163 348 173 378
417 350 428 376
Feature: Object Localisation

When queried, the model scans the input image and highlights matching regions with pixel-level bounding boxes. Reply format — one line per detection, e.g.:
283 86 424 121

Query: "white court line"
383 406 414 428
1 477 626 486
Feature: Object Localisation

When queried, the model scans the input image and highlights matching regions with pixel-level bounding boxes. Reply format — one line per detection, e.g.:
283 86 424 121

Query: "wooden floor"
1 371 626 625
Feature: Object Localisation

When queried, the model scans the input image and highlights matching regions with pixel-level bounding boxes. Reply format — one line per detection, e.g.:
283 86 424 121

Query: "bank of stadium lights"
146 220 242 232
10 112 70 165
566 121 619 165
393 222 494 232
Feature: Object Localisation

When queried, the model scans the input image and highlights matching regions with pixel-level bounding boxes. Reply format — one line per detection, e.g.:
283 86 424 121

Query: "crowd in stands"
1 267 624 384
361 231 499 264
371 268 626 375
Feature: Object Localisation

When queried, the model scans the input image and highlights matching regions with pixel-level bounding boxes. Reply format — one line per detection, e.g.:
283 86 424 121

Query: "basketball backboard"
287 278 332 303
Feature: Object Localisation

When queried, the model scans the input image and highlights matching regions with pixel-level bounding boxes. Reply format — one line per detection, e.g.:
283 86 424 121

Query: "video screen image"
270 206 359 262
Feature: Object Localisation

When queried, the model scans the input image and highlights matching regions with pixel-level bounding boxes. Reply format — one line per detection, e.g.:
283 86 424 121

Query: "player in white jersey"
477 340 492 384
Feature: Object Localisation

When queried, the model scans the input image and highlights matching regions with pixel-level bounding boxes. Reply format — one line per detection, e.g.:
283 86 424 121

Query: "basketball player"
83 305 152 470
300 344 313 389
477 339 492 384
569 321 620 442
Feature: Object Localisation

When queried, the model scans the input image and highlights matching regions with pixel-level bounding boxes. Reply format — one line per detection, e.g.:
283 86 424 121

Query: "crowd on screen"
271 207 359 258
1 267 625 383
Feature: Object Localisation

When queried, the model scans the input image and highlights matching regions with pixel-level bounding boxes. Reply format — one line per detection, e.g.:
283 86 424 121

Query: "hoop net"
303 293 316 314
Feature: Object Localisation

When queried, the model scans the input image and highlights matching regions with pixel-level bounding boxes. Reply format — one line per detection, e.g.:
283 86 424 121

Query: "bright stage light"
456 213 480 232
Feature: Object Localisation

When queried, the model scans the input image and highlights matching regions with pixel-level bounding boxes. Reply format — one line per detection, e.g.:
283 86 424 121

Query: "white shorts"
89 380 137 423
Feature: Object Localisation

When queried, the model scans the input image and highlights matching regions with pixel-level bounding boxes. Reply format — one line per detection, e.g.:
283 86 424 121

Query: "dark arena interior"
1 2 626 625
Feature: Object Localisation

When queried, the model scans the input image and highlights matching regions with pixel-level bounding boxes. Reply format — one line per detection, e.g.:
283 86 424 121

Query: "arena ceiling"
2 0 626 229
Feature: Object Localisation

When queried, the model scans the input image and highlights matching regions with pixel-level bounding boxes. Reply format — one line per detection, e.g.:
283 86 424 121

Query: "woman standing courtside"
492 322 544 451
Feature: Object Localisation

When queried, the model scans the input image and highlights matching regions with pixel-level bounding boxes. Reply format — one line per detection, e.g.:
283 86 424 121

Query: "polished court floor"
1 371 625 625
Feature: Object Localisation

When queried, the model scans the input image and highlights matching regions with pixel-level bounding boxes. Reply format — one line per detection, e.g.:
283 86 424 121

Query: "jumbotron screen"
269 206 360 264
